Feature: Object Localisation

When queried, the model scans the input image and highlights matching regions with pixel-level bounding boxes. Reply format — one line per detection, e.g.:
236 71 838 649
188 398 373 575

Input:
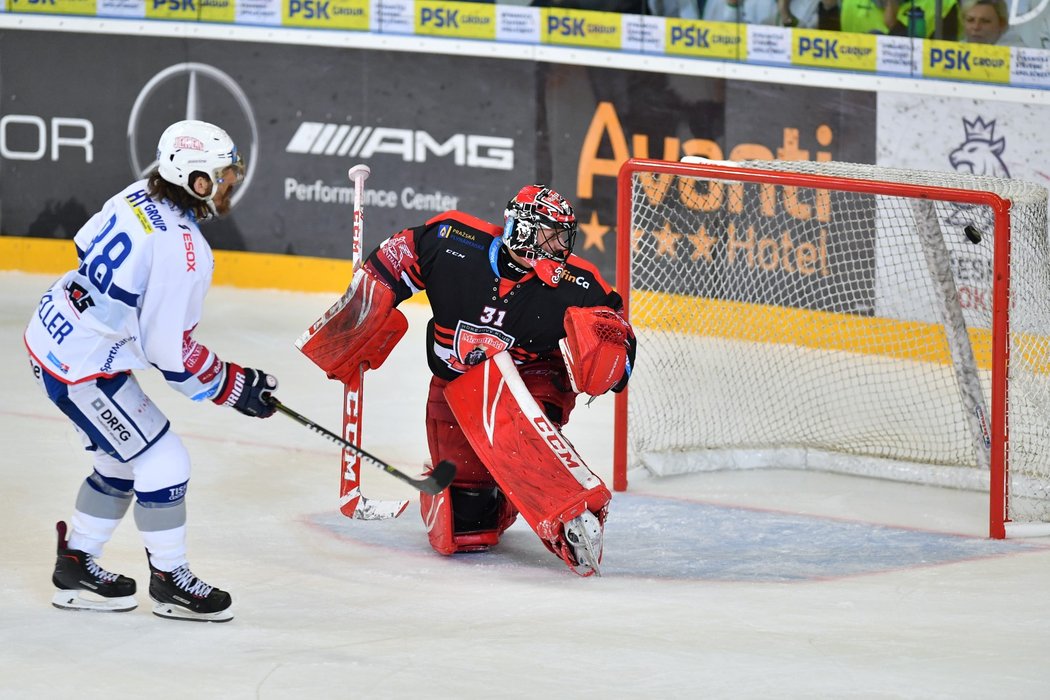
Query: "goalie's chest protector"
417 214 606 380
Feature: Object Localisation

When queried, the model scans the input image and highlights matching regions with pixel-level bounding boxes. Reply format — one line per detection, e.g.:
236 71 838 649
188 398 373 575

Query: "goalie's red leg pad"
442 352 611 562
426 377 496 489
420 489 456 555
421 486 505 555
517 359 578 428
420 378 518 554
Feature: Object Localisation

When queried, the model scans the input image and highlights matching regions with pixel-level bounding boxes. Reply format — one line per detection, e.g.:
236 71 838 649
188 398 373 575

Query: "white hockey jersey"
25 180 225 401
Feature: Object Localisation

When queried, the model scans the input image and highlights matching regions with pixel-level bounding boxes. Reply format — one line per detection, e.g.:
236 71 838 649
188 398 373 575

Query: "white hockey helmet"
156 119 244 206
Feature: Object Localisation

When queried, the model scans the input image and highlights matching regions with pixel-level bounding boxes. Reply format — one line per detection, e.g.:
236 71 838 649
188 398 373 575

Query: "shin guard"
443 351 610 573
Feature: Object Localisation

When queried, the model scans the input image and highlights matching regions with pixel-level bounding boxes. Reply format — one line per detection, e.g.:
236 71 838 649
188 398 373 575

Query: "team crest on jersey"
447 322 514 373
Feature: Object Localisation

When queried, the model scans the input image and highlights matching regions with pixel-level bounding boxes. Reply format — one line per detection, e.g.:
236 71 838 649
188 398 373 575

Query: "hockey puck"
963 224 984 244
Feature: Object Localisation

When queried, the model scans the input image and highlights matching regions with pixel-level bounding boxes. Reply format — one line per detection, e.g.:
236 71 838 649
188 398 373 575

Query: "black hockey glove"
213 363 279 418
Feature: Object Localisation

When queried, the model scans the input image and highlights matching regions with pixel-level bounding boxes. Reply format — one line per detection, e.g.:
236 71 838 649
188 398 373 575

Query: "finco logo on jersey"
286 121 514 171
127 63 259 212
557 268 591 289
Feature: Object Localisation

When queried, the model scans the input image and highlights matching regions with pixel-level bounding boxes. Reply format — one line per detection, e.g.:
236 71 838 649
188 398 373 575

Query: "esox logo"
183 232 197 272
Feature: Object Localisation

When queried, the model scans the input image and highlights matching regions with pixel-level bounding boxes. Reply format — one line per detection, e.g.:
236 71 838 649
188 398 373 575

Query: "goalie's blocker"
296 268 408 382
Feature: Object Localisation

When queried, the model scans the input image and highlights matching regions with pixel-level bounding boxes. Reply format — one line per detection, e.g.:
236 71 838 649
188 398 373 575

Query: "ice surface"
3 271 1049 699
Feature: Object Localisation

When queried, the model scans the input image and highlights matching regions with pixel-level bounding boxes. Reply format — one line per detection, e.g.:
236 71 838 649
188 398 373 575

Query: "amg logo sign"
286 122 513 171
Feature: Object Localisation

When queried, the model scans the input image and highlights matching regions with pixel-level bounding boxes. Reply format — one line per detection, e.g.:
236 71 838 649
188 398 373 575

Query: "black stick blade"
418 460 456 495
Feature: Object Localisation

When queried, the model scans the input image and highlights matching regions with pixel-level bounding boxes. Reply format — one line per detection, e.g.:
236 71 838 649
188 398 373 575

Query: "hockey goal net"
614 157 1050 538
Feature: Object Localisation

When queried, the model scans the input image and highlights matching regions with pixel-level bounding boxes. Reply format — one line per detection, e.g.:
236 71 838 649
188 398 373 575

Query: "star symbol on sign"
654 221 678 258
579 211 611 253
688 225 718 262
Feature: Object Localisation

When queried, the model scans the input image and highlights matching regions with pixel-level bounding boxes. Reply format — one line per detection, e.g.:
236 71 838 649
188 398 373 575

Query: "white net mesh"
622 159 1050 529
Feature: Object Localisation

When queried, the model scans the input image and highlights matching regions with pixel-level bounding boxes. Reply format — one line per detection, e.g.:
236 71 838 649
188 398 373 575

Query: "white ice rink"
3 270 1049 699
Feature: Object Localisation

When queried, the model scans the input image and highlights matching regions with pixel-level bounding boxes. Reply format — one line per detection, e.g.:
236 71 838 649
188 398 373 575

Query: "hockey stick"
270 399 456 496
339 164 410 520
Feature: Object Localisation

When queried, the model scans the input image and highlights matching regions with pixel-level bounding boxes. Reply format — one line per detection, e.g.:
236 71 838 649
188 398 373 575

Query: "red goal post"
614 157 1050 539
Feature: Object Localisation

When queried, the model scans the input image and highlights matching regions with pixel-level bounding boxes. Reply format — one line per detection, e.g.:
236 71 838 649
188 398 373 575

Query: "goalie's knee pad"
426 377 494 487
519 360 577 427
420 486 517 556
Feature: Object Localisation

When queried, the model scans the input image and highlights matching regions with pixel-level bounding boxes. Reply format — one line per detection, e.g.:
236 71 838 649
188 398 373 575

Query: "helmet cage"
503 185 577 263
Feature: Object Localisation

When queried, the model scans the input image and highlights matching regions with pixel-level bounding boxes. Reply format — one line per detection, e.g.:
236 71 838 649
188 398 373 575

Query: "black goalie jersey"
363 210 632 386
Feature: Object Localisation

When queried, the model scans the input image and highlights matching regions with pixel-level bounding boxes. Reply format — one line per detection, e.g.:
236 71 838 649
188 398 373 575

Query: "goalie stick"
340 164 410 520
270 399 456 496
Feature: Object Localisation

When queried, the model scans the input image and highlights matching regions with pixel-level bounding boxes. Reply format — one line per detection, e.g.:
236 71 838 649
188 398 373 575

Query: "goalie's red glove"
559 306 633 396
212 364 278 418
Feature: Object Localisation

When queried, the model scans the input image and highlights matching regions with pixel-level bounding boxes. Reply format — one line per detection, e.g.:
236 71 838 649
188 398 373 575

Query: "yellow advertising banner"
146 0 199 20
924 40 1010 84
792 29 877 72
415 0 496 40
282 0 368 30
664 18 744 60
542 8 621 49
9 0 96 15
201 0 236 23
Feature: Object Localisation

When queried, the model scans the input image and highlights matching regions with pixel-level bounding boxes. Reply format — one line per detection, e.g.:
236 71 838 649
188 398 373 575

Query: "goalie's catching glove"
559 306 633 396
212 363 278 418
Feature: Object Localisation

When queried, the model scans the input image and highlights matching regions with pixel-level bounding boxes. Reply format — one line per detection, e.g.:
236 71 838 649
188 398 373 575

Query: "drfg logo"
90 398 133 442
798 37 838 59
0 115 93 162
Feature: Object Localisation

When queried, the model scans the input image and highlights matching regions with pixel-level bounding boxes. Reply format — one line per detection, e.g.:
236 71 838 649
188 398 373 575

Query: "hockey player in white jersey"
24 120 277 622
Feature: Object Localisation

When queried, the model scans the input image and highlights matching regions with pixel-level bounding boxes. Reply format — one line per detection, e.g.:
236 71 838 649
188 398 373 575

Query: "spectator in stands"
702 0 779 25
882 0 960 39
960 0 1009 43
778 0 840 27
648 0 704 18
832 0 889 34
529 0 646 11
828 0 958 38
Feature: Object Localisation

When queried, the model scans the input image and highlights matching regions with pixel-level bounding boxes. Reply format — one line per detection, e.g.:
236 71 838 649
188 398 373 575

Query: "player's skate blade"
52 589 137 612
564 511 603 577
148 562 233 623
150 599 233 623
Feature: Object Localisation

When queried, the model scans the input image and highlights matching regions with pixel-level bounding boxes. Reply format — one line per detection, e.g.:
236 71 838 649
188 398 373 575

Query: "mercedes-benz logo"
127 63 258 211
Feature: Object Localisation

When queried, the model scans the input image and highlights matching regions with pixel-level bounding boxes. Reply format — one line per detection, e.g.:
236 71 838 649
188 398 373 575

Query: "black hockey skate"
148 560 233 623
52 521 137 612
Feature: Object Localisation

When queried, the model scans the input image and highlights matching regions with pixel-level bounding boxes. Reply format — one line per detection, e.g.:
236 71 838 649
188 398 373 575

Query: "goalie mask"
503 185 577 265
156 119 245 216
